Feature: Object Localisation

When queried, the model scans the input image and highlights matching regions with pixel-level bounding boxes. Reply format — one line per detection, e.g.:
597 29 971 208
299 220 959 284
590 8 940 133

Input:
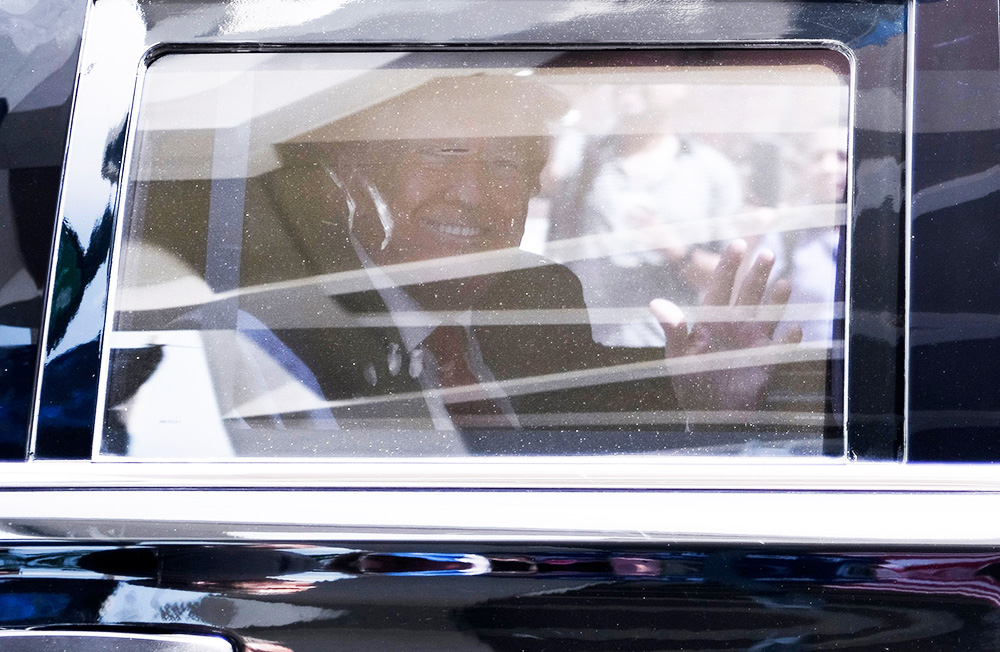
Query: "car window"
99 49 850 459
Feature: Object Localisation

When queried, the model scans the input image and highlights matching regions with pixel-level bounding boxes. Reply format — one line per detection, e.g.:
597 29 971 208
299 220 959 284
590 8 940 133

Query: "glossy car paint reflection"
908 0 1000 461
0 0 88 459
3 544 1000 650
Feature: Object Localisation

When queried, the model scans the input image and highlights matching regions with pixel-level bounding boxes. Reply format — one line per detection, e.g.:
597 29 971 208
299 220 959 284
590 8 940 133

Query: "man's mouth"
421 218 486 240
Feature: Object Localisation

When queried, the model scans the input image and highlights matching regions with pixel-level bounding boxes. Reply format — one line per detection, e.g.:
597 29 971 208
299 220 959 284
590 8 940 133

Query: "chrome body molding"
0 459 999 491
3 485 1000 545
0 632 234 652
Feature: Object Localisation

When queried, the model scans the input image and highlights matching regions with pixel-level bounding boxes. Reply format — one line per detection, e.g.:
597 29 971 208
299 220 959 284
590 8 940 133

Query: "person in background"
548 84 744 347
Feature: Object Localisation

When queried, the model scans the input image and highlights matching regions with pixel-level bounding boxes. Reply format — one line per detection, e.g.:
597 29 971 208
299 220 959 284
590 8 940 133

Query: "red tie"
422 325 505 427
423 325 479 389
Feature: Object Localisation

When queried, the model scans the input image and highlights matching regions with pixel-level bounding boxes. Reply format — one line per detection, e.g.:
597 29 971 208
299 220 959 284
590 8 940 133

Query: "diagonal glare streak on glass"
115 204 845 314
447 410 831 428
338 303 839 327
203 303 840 329
225 340 838 419
322 410 830 429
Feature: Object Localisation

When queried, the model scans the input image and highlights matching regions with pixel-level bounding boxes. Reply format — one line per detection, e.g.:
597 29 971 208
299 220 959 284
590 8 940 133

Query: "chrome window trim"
901 0 916 462
89 40 858 462
0 632 234 652
2 485 1000 545
2 459 1000 491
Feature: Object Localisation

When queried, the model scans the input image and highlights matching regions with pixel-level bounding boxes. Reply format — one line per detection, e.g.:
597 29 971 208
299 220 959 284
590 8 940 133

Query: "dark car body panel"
4 0 1000 649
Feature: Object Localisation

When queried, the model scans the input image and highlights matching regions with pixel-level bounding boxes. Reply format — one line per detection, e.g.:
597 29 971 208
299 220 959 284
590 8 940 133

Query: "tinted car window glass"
101 49 849 459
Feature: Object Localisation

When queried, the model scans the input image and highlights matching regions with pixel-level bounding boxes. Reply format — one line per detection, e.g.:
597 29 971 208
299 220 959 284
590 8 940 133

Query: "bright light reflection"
221 0 351 33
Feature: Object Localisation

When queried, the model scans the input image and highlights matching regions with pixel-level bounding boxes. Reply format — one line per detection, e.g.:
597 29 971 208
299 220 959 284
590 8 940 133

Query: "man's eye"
428 147 470 157
419 148 469 166
489 160 522 176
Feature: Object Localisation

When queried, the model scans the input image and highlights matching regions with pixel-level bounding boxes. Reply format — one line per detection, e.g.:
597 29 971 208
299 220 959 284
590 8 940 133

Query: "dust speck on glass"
102 49 849 459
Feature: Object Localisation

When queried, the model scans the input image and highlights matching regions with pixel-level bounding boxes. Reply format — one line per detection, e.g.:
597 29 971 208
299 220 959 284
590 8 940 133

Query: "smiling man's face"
352 136 544 267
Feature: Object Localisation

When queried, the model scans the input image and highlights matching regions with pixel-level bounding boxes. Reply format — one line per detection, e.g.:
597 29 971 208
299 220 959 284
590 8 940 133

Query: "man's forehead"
339 136 546 162
404 137 538 156
289 75 568 144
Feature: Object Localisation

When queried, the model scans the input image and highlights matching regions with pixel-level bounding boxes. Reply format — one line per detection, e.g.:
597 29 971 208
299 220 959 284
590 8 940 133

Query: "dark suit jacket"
259 251 675 434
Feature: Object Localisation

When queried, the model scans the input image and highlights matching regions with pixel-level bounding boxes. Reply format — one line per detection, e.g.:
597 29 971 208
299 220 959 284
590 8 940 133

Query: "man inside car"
258 73 801 447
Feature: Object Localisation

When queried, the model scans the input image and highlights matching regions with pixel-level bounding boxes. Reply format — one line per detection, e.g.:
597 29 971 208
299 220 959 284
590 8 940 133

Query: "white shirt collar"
350 235 444 353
